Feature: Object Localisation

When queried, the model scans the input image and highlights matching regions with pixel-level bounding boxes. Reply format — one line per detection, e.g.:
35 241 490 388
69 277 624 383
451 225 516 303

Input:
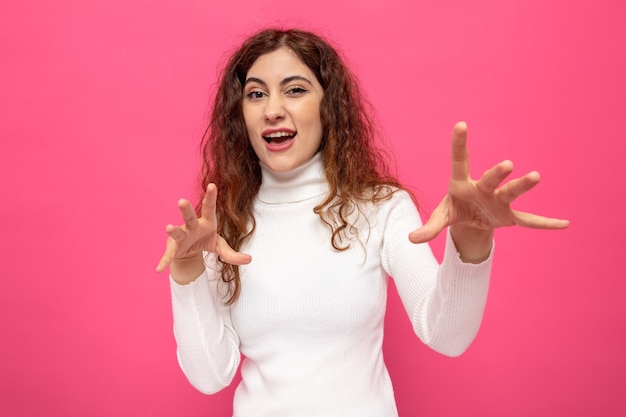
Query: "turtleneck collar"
257 153 329 204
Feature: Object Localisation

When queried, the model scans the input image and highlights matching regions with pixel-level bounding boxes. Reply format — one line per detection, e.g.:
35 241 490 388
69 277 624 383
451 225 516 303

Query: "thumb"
156 238 176 273
409 198 450 244
215 235 252 265
409 221 446 244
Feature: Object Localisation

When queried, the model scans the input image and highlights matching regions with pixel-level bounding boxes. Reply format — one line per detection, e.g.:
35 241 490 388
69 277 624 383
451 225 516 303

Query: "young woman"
156 28 568 416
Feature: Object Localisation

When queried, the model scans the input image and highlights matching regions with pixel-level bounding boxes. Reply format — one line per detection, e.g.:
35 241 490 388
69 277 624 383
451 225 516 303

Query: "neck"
257 153 328 204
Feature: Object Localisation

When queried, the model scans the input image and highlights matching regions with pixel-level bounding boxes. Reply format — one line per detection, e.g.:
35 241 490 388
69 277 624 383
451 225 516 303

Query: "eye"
245 90 266 100
286 86 307 96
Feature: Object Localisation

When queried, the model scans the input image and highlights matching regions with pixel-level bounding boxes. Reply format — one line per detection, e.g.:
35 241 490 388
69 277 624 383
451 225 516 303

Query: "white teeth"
265 131 295 138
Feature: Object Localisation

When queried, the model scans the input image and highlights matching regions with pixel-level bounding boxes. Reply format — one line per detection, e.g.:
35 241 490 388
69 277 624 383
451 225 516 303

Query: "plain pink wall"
1 0 624 416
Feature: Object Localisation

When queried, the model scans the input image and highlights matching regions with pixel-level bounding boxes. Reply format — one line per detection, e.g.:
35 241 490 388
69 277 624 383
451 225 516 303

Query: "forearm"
420 232 493 356
389 229 492 357
171 269 241 394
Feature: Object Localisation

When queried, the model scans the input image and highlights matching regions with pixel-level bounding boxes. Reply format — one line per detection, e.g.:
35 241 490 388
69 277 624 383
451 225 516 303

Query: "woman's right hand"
156 183 252 284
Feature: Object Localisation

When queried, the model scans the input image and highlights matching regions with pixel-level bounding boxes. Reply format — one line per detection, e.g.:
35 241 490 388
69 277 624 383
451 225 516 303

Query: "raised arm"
409 122 569 262
157 184 251 394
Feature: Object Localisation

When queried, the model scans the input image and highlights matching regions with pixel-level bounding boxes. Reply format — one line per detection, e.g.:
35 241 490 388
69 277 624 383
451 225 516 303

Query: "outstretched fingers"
156 224 189 272
202 184 252 265
155 199 201 273
178 198 198 230
165 223 186 241
450 122 470 181
201 183 218 221
477 160 514 193
497 171 541 204
512 210 570 229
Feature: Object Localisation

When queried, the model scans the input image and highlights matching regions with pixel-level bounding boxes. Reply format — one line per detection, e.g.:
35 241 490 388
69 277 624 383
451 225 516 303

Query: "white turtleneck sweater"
170 153 492 417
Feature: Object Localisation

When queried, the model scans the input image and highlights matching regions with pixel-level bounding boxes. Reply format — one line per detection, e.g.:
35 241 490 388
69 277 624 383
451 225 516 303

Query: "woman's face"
243 47 324 172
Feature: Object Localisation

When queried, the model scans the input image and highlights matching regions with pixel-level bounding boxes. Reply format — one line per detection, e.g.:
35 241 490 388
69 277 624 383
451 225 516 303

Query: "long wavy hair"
199 28 406 304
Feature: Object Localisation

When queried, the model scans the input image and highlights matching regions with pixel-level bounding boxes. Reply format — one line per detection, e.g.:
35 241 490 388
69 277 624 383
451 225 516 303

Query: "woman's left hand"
409 122 569 257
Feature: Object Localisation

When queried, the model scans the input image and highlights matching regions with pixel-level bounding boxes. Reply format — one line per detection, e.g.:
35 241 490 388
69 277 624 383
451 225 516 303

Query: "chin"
263 157 304 172
266 162 297 172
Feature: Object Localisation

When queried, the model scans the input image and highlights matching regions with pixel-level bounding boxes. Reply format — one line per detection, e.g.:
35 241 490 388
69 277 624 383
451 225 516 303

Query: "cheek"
302 102 323 130
243 111 256 136
313 110 324 139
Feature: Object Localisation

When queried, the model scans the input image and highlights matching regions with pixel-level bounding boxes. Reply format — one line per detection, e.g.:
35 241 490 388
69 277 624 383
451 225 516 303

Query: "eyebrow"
244 75 314 87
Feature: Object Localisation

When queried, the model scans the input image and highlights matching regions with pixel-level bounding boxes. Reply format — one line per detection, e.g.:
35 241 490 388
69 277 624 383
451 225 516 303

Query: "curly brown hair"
199 28 407 304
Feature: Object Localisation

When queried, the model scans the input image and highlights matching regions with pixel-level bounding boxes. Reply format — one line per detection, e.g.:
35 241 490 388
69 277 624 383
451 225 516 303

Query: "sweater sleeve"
380 191 493 357
170 254 241 394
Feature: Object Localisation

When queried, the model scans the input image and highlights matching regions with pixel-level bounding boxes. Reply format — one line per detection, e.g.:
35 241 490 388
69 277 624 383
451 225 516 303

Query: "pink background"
1 0 624 416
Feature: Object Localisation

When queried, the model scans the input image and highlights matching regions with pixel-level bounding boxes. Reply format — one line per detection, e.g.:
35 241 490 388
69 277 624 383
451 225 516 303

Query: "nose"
264 94 285 121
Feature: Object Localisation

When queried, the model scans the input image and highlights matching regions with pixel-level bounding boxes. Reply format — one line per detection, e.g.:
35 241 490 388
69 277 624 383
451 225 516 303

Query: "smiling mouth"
263 131 296 144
